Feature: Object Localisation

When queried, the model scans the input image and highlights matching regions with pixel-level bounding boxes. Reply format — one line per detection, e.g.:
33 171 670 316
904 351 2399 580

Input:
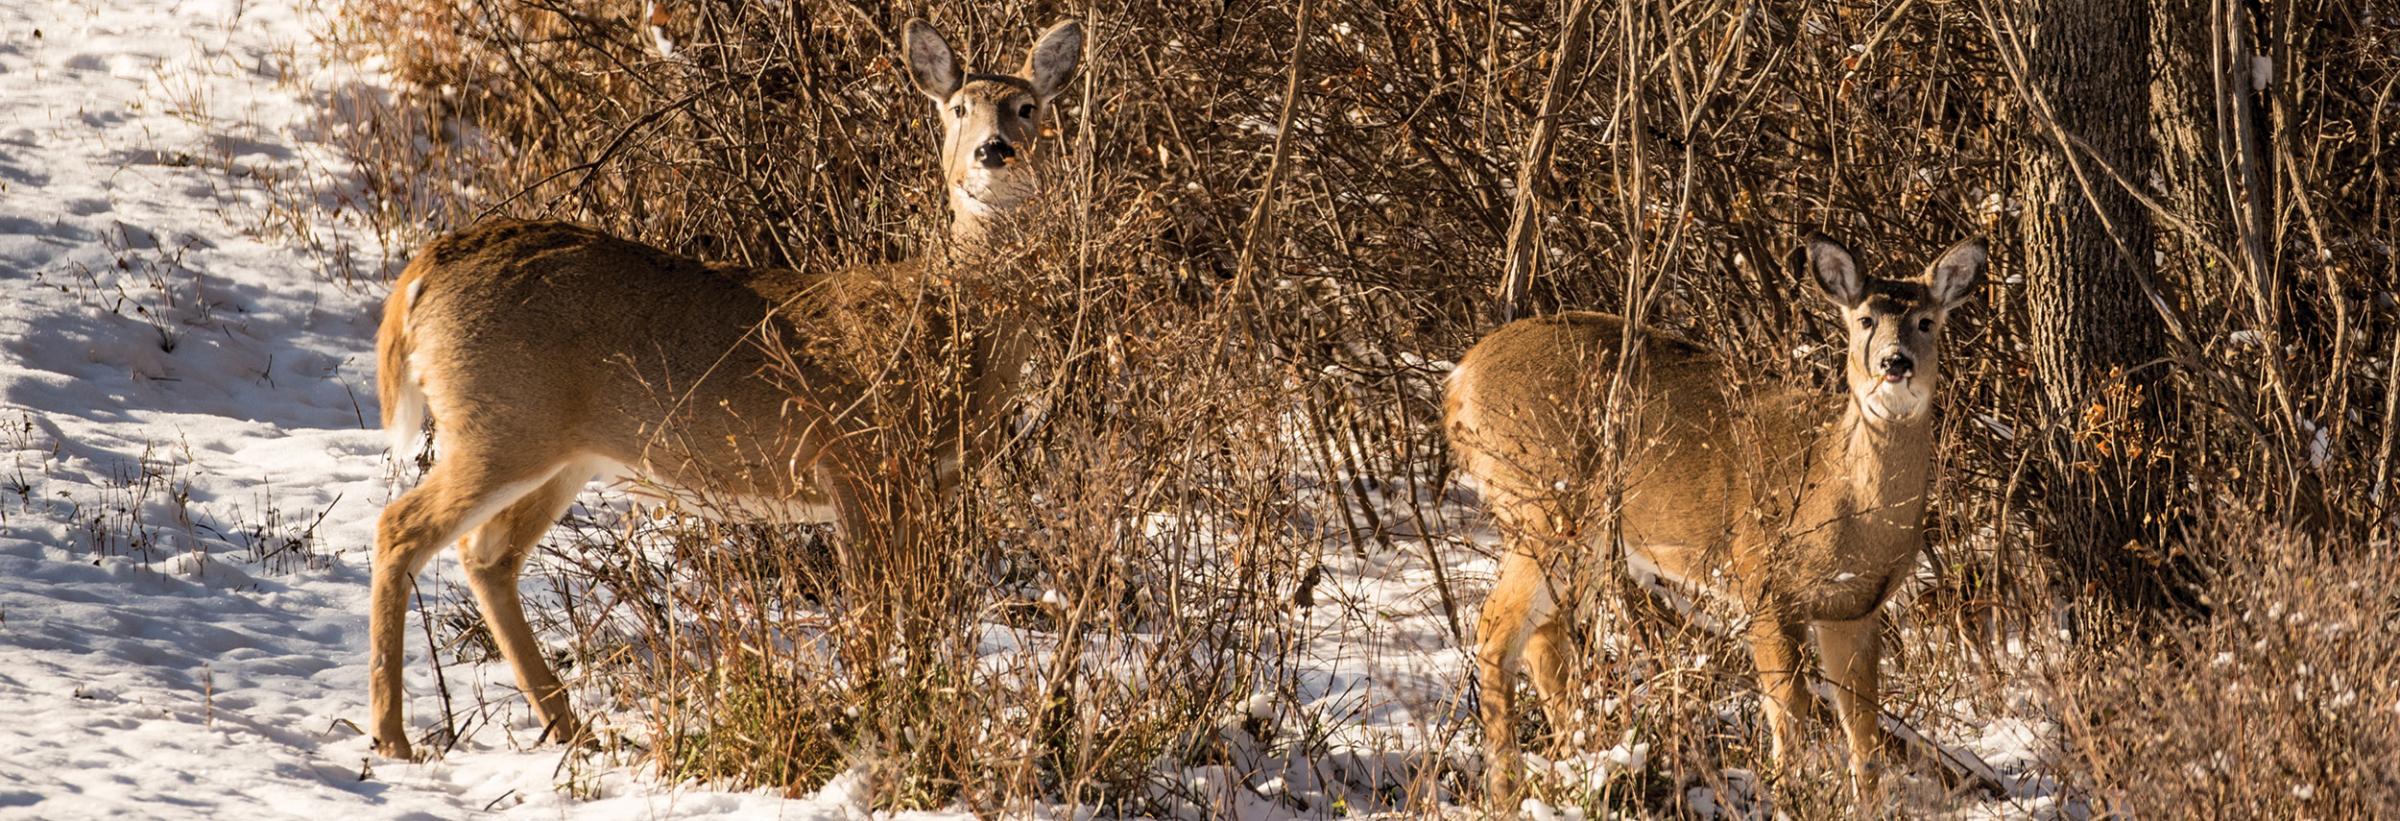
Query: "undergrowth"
325 0 2400 815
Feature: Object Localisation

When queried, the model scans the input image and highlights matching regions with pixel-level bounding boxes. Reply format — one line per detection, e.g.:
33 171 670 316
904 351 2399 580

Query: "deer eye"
1018 103 1036 118
1856 315 1875 329
1917 317 1935 333
950 104 965 118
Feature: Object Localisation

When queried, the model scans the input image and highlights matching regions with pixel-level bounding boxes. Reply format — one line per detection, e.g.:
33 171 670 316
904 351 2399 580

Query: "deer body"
1446 237 1985 796
380 223 1021 514
366 18 1085 760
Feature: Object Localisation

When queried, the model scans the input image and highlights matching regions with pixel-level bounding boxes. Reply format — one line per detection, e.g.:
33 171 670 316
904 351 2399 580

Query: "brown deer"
366 18 1085 760
1445 235 1986 796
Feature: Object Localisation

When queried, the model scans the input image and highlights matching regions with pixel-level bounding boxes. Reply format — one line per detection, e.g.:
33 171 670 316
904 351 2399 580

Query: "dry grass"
2044 527 2400 816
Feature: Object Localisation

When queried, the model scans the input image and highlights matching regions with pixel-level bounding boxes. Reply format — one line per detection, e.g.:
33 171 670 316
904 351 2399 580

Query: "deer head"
1805 236 1987 423
903 19 1084 241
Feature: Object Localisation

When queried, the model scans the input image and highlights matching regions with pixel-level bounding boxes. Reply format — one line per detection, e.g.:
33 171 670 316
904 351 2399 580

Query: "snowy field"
0 0 890 816
0 1 2055 818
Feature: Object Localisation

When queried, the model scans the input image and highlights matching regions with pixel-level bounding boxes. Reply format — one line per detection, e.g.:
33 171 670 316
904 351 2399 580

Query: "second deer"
365 18 1084 760
1446 236 1986 796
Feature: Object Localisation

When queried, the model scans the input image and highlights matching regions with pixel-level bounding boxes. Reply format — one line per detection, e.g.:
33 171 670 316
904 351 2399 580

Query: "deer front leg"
1815 614 1899 795
1745 616 1812 766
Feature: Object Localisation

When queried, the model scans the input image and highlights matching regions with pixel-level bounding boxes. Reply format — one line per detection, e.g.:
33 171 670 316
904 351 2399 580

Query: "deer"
365 18 1085 760
1444 235 1986 798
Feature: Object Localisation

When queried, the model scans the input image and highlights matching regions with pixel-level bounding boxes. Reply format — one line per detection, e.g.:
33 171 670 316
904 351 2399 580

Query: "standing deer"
366 18 1085 760
1445 236 1986 796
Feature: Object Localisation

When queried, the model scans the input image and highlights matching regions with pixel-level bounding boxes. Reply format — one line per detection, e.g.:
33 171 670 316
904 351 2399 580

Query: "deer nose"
974 140 1016 168
1880 353 1914 381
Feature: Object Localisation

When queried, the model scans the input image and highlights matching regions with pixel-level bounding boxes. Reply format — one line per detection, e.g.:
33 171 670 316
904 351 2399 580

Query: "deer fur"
1445 236 1986 797
366 18 1085 760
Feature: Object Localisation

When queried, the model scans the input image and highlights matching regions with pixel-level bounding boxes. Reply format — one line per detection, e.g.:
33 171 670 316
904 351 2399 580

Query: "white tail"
377 280 429 461
366 18 1087 761
1445 235 1987 798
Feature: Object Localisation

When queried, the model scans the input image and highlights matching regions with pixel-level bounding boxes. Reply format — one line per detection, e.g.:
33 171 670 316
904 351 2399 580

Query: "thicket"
330 0 2399 814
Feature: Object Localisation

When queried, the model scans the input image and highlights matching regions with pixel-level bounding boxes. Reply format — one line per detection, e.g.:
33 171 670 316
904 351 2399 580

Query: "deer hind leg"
456 462 591 748
1814 614 1898 795
817 460 903 601
1523 615 1584 755
1476 548 1563 801
369 455 561 759
1745 616 1813 766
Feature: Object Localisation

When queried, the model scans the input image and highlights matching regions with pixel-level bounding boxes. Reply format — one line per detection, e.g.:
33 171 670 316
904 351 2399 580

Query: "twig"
1492 0 1595 325
1230 0 1314 317
412 584 459 755
472 88 710 224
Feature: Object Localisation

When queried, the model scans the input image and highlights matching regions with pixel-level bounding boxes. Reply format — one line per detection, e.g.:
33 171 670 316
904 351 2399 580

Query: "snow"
0 0 912 817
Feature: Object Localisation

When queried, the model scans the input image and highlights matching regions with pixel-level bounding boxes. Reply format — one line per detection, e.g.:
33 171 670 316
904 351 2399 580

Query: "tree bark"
2018 0 2180 618
2148 0 2229 248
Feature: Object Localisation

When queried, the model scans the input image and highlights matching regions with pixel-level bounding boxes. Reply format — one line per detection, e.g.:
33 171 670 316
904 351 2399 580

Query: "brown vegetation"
326 0 2399 815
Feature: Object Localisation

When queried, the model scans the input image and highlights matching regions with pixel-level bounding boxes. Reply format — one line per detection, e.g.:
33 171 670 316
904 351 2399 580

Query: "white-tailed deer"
366 18 1084 760
1445 236 1986 797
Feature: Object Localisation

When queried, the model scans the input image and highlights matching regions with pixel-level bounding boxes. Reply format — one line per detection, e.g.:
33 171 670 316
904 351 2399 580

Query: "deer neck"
948 186 1033 251
1824 398 1936 518
949 188 992 246
933 189 1044 450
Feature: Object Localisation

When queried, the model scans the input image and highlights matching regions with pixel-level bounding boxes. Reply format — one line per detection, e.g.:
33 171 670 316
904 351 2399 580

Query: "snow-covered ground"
0 0 892 816
0 0 2054 818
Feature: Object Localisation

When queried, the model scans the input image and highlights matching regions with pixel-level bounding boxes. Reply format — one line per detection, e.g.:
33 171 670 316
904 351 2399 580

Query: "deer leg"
817 458 928 683
820 460 904 599
1745 616 1812 766
1523 617 1585 756
456 463 589 748
371 457 555 759
1476 548 1558 801
1815 614 1898 795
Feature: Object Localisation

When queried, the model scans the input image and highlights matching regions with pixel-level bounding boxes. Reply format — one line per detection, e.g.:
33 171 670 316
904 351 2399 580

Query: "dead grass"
2044 526 2400 815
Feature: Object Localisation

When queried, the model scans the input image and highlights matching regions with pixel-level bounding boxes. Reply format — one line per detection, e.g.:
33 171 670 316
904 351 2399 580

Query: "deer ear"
1925 237 1987 307
903 19 961 102
1801 235 1864 307
1022 20 1083 101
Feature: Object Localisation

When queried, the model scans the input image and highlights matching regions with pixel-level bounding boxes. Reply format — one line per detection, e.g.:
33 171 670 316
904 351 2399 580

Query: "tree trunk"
2018 0 2181 620
2148 0 2229 249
